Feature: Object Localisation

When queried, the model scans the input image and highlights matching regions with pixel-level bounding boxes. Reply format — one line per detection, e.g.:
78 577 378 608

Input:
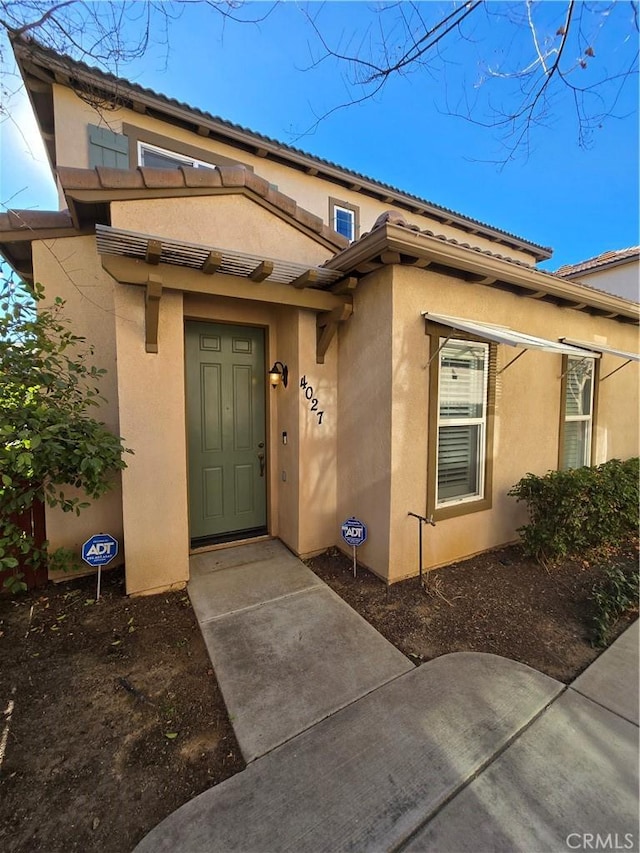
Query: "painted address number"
300 376 324 425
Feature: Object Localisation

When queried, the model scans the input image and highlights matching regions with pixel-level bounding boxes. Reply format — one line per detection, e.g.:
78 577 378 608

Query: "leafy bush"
1 277 131 592
509 458 639 559
590 564 639 647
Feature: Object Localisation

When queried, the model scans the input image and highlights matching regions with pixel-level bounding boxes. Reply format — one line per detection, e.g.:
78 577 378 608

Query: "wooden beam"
26 77 51 94
305 166 318 176
102 256 349 313
380 251 401 265
133 102 147 114
465 273 497 285
196 125 209 136
316 303 353 364
145 239 162 266
255 147 268 158
290 269 318 290
349 183 362 192
406 257 432 269
145 275 162 354
249 260 274 282
356 261 383 274
201 251 222 275
331 276 358 295
523 290 548 299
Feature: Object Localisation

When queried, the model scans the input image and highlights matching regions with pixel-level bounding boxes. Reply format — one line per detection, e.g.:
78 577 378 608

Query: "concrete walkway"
187 540 413 761
135 542 639 853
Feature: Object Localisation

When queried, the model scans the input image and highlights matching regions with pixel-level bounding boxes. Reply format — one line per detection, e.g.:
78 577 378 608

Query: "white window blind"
437 340 489 505
138 142 215 170
562 356 595 469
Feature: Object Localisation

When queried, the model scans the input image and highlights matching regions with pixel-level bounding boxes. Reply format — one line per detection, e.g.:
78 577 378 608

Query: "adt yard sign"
82 533 119 567
341 517 367 547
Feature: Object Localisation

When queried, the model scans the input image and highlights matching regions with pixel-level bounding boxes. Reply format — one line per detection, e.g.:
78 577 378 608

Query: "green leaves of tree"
1 277 132 587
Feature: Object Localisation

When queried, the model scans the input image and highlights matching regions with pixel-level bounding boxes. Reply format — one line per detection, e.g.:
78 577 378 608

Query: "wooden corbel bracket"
316 302 353 364
145 273 163 353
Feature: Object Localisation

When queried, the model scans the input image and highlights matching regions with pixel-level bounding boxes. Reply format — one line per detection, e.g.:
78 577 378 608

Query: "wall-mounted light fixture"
269 361 288 389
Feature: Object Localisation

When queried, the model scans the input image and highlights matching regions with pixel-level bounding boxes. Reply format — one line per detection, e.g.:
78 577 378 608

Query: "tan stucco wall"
52 85 539 264
31 236 124 574
336 267 393 577
110 196 331 265
113 284 189 595
333 262 638 583
384 265 640 580
296 310 338 556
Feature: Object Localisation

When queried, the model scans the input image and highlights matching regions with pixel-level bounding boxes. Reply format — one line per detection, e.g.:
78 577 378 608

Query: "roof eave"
12 36 553 263
325 223 639 324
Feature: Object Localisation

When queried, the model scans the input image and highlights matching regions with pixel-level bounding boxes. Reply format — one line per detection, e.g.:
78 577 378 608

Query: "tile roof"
57 165 349 250
359 210 537 268
327 212 640 321
0 210 74 232
13 35 552 261
556 247 640 277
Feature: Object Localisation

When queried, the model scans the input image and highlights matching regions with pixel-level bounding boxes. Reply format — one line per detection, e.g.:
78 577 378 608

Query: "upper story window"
138 141 215 170
561 355 596 469
329 197 359 242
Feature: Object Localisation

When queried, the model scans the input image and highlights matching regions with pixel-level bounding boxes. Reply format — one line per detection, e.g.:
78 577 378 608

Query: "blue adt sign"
82 533 119 567
341 517 367 547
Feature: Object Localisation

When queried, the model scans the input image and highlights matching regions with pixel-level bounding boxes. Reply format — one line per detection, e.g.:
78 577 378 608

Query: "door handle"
257 452 265 477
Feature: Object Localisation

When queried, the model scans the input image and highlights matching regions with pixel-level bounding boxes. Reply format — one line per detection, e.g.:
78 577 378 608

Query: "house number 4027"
299 376 324 425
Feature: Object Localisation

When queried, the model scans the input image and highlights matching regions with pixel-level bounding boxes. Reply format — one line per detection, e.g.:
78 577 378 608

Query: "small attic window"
138 141 215 170
329 197 359 242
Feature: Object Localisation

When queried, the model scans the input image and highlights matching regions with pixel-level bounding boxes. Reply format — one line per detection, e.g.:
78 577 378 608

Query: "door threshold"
189 533 273 556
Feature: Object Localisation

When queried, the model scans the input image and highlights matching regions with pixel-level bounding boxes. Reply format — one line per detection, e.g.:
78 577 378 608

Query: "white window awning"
423 313 599 358
559 338 640 362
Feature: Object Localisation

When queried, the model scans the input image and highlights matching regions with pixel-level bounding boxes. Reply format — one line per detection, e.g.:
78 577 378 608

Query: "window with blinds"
436 340 489 505
562 356 595 469
138 141 216 170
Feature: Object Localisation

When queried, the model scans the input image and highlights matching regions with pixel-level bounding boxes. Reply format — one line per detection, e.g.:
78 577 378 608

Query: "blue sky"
1 1 638 270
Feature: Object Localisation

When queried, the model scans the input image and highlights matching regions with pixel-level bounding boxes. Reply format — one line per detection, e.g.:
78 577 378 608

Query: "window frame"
328 197 359 242
137 140 215 170
426 323 496 521
558 354 598 469
124 123 246 172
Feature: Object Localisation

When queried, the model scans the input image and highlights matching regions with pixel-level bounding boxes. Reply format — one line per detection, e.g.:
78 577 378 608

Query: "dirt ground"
0 540 637 853
0 569 244 853
306 538 639 683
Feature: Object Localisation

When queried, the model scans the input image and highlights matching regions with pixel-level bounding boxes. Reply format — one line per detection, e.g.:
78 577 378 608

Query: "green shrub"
590 564 639 647
509 458 639 559
1 277 131 592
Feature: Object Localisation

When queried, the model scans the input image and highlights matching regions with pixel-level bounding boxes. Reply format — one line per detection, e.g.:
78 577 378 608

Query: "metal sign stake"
352 545 357 578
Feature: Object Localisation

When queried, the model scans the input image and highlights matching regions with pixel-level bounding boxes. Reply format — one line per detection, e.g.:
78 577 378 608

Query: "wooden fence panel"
1 500 48 592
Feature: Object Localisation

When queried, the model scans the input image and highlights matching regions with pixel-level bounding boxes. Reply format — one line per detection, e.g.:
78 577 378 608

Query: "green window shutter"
88 124 129 168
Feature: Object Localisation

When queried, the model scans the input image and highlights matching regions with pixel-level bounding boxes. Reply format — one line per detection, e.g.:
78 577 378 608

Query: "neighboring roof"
11 33 553 262
556 247 640 278
56 164 349 250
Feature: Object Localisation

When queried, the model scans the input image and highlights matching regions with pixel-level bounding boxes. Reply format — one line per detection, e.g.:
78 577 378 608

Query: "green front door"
185 322 267 544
